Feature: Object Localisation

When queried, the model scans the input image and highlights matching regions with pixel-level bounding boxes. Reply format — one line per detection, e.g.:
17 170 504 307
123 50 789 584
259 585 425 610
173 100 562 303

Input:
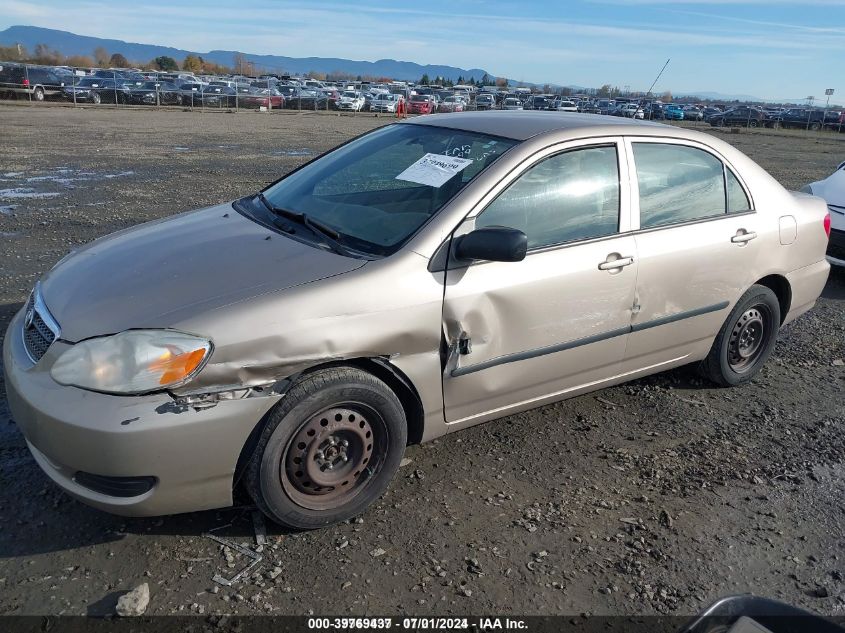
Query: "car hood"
39 203 366 342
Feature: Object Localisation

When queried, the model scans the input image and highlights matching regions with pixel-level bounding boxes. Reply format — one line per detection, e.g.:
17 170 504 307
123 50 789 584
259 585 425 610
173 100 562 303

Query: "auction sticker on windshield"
395 153 473 188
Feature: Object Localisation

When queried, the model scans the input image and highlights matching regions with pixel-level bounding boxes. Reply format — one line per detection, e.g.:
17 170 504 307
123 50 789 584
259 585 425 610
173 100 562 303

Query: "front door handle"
598 255 634 271
731 230 757 244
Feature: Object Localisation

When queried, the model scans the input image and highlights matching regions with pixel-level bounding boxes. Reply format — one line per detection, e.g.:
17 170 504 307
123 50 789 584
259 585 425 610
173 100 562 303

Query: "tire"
91 91 101 105
771 121 781 130
748 120 758 128
809 122 821 132
33 86 44 102
246 367 407 529
699 285 781 387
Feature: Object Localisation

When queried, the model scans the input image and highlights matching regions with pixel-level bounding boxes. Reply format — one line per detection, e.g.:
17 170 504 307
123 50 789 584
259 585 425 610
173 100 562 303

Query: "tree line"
0 42 236 75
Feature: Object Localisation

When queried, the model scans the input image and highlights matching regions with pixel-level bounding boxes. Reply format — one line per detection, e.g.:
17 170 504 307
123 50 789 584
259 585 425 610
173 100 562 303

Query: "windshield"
261 124 518 256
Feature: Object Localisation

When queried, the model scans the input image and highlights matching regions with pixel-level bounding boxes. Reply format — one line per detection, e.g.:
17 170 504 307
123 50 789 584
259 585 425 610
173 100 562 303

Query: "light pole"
824 88 834 133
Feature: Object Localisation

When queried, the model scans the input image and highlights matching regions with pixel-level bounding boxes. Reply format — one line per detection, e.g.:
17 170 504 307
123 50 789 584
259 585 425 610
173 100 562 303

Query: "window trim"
623 136 755 232
466 138 630 254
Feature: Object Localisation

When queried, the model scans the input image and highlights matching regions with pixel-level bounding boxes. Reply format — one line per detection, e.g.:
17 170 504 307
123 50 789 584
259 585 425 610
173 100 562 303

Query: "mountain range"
2 25 820 104
0 25 493 83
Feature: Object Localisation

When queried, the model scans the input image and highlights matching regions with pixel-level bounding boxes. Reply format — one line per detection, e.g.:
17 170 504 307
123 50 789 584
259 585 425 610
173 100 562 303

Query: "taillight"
823 212 831 239
22 78 29 86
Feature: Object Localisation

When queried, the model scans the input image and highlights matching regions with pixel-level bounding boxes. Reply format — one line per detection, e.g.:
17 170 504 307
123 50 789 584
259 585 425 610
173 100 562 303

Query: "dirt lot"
0 106 843 618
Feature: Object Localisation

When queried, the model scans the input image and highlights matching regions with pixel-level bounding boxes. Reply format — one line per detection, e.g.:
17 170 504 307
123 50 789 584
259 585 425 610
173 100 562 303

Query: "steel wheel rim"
728 305 771 373
281 404 384 510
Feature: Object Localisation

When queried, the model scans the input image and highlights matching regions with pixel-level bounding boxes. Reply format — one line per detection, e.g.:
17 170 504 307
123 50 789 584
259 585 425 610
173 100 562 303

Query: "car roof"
406 111 667 141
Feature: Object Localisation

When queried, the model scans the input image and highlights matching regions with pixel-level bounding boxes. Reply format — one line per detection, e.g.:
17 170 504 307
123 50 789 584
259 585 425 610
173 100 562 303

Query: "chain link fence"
1 62 843 134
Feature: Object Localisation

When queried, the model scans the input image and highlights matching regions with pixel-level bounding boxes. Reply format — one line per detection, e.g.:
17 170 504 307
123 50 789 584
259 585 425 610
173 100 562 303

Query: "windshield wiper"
257 192 350 256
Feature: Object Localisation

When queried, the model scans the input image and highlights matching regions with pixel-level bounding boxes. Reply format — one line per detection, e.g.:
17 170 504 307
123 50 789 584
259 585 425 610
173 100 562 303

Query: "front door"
442 140 639 425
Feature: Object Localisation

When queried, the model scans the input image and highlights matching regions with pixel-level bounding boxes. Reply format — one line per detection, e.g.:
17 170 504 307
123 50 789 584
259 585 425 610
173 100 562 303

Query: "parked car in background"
61 76 102 103
202 84 238 107
502 97 523 111
773 108 842 131
803 161 845 265
525 94 554 110
371 93 400 113
664 104 685 120
596 99 616 115
408 94 435 114
708 106 770 128
4 112 830 530
319 88 340 109
475 93 496 110
643 102 665 120
127 81 181 106
240 87 285 109
579 100 600 114
702 106 722 119
683 105 704 121
551 98 578 112
337 91 365 111
0 64 66 101
62 77 132 104
616 103 644 119
438 96 465 113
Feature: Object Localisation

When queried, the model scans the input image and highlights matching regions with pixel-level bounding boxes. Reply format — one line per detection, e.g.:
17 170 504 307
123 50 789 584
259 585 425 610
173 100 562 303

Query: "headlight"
51 330 211 394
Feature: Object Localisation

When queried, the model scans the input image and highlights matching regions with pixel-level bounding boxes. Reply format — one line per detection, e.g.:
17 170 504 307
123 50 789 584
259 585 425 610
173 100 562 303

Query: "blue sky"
2 0 844 100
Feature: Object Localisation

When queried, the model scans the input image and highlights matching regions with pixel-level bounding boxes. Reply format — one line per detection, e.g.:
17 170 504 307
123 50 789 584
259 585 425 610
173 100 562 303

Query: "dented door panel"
442 235 638 424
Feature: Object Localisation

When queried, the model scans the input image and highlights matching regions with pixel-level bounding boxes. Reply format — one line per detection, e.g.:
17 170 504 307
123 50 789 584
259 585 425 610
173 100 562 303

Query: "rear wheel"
700 285 780 387
748 119 758 128
246 367 407 529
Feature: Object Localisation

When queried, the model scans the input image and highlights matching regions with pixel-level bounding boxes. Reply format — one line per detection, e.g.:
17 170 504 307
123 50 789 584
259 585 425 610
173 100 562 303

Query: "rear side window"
477 145 620 249
633 143 726 228
726 169 751 213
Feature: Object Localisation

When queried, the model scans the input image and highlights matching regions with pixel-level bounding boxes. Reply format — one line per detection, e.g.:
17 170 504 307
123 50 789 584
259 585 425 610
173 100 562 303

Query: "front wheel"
246 367 407 529
33 86 45 101
809 122 821 131
91 91 101 105
700 285 780 387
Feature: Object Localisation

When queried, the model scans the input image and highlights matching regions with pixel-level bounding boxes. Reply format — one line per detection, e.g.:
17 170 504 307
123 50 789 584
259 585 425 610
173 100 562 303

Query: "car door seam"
450 301 730 378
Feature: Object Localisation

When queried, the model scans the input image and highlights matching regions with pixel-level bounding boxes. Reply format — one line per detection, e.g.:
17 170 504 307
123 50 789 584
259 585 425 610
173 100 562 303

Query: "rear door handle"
731 230 757 244
598 255 634 271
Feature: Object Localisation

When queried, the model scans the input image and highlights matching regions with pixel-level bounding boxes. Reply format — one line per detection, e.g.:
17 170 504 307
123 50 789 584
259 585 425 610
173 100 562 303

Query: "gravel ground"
0 106 843 618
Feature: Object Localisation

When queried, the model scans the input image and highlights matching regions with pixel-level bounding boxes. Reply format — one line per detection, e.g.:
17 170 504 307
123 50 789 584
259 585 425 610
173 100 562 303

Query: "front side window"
261 124 517 256
476 145 620 250
633 142 726 228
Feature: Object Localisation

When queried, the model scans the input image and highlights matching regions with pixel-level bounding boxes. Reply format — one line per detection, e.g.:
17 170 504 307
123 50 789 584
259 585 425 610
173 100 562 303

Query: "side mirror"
454 226 527 263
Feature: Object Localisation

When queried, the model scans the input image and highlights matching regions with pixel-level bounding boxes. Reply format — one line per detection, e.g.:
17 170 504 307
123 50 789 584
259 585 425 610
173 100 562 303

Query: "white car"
337 91 365 111
804 161 845 266
620 103 645 119
554 100 578 112
371 94 399 113
502 98 523 111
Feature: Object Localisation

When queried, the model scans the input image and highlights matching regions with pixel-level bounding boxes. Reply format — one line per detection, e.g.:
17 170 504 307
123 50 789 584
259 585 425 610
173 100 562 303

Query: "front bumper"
2 307 281 516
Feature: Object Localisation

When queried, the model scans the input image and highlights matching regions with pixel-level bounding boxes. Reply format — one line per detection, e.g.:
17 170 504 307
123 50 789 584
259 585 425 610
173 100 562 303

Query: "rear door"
620 137 762 373
442 139 639 425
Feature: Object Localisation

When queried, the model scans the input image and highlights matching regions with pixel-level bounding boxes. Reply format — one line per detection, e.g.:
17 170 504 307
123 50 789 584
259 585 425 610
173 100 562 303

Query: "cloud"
0 0 839 100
